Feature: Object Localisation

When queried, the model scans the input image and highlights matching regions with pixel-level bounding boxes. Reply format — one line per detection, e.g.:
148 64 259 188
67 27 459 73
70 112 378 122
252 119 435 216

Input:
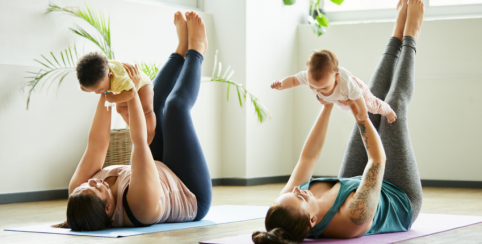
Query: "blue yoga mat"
4 205 269 238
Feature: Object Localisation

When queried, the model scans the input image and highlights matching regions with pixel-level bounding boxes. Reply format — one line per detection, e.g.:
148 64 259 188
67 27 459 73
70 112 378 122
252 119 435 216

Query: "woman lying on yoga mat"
55 11 211 231
253 0 424 243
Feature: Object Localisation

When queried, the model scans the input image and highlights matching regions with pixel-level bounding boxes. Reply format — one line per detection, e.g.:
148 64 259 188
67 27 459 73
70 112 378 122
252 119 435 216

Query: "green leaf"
283 0 297 5
236 86 243 107
24 45 78 110
330 0 344 5
227 83 231 102
316 14 329 27
308 16 326 36
211 50 218 78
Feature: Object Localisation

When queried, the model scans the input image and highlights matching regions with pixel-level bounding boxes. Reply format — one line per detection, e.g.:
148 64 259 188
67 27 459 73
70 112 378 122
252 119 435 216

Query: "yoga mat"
4 205 269 238
200 213 482 244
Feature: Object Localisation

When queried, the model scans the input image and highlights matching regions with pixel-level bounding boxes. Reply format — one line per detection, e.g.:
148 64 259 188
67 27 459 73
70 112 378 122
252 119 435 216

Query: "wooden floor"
1 184 481 244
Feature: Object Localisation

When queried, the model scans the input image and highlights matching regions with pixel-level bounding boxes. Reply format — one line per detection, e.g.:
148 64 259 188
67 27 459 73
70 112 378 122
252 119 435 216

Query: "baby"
271 49 397 123
76 52 156 144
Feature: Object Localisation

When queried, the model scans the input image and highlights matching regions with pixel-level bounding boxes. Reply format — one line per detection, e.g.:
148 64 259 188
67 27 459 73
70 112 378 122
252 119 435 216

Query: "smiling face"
80 71 112 94
73 178 116 217
275 186 320 227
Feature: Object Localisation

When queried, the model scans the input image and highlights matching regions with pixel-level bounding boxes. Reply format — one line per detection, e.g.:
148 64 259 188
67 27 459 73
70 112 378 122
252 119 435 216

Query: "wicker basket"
103 128 132 168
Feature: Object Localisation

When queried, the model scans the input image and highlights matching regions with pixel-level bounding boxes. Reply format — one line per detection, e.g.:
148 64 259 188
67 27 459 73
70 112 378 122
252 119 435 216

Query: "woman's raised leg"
339 0 407 178
149 11 189 161
378 0 424 221
161 11 211 221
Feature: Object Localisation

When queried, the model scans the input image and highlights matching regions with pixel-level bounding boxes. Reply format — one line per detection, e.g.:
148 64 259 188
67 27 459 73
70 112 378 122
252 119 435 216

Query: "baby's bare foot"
392 0 408 41
387 110 397 123
174 11 188 57
404 0 424 41
186 11 208 54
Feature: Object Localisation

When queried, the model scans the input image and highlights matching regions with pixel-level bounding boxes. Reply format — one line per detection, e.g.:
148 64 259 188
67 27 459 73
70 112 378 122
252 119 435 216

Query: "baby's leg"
116 102 130 126
361 83 397 123
138 84 156 145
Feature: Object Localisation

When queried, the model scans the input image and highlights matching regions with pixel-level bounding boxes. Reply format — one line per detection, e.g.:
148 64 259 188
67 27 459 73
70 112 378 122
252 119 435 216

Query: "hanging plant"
24 3 270 123
283 0 344 36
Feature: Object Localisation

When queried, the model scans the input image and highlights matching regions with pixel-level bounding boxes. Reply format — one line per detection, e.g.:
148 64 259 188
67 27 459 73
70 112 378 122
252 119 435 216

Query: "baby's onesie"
295 67 393 116
107 60 152 94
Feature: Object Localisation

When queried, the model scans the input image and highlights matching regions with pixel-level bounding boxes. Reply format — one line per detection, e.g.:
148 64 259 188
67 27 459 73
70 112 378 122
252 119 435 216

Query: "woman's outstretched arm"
340 100 386 227
69 95 111 194
122 64 162 224
280 100 334 194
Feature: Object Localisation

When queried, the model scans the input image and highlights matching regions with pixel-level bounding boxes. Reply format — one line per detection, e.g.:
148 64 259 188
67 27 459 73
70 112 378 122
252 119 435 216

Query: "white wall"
2 0 481 195
245 0 309 178
0 0 220 194
204 0 310 179
204 0 248 178
295 18 482 181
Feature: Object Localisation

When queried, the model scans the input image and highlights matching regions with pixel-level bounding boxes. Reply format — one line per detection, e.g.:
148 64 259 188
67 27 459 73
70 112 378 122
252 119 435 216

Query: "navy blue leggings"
148 50 212 221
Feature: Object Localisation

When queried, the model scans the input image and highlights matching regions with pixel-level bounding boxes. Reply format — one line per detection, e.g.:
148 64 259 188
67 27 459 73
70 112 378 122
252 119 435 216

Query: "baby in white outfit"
271 49 397 123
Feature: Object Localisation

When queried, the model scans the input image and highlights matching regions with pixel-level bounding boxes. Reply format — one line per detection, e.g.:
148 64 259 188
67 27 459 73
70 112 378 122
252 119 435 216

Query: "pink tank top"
92 160 197 226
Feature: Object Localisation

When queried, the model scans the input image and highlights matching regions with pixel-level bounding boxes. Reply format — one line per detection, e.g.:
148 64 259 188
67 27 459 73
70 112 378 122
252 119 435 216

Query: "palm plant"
24 3 270 122
23 45 79 109
46 3 114 59
204 51 270 123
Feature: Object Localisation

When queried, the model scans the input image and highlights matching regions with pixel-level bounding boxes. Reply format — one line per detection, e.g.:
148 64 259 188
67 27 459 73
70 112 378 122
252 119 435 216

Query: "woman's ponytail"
253 204 312 244
252 228 296 244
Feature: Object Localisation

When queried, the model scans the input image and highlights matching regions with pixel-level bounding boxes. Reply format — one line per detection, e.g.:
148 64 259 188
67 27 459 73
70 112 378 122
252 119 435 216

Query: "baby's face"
307 69 338 95
80 72 112 94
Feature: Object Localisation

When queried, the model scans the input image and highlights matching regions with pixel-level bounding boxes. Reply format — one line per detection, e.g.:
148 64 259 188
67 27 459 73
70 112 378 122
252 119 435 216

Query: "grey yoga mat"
4 205 269 238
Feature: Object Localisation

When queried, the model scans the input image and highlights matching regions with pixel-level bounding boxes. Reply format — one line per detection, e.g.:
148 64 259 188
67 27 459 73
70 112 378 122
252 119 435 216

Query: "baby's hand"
105 92 116 103
271 80 282 90
357 113 369 122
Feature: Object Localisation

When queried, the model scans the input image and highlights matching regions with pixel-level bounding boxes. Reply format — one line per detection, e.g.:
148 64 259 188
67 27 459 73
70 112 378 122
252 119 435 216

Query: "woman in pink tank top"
55 12 212 231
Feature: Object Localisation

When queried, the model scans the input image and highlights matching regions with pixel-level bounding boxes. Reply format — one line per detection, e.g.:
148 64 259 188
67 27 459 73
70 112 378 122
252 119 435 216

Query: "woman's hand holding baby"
316 95 333 107
123 63 141 89
105 92 116 103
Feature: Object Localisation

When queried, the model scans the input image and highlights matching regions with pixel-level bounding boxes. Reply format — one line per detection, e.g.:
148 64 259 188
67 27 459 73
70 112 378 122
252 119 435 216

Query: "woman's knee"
193 193 212 221
163 96 189 114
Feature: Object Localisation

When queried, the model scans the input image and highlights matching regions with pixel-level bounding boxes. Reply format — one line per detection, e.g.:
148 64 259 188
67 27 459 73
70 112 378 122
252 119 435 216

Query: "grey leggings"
338 36 422 222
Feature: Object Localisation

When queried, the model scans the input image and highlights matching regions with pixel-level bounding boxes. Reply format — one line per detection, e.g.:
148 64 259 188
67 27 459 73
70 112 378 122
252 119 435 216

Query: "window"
131 0 202 10
322 0 482 22
323 0 398 12
430 0 482 6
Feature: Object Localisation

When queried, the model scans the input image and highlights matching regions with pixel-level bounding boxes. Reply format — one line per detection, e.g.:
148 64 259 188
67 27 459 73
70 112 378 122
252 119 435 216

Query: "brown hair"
252 204 312 244
76 52 109 88
306 49 339 81
65 191 112 231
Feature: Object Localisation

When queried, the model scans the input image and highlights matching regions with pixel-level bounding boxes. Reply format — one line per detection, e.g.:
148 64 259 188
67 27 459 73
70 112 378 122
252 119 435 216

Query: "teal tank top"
299 176 413 238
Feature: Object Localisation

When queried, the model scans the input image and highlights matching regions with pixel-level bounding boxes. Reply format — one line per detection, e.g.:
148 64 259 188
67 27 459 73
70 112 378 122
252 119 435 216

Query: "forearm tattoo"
348 162 381 225
357 122 369 150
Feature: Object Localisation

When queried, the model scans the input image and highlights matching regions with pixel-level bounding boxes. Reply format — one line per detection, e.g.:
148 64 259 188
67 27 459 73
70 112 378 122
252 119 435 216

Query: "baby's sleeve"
109 61 135 93
294 70 309 86
346 76 363 100
113 78 135 92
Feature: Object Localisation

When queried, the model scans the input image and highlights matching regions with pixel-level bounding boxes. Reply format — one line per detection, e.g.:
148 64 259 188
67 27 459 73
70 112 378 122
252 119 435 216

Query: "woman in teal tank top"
252 1 424 243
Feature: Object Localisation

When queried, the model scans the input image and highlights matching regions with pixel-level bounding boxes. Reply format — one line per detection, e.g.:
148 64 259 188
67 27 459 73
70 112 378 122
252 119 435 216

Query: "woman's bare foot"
185 11 208 54
392 0 408 41
174 11 188 58
386 110 397 123
403 0 424 41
